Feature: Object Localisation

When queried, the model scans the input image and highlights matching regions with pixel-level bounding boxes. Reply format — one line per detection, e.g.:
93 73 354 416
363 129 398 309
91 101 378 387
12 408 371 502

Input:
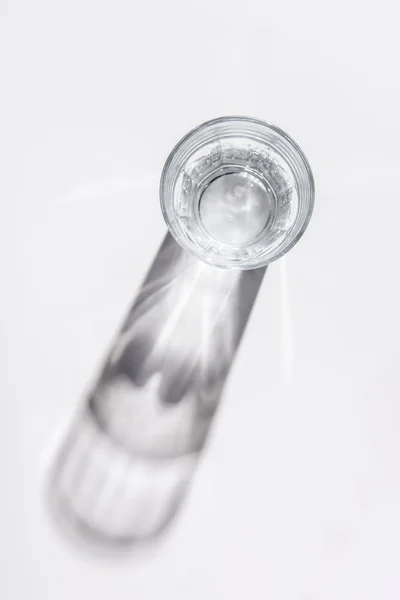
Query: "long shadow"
49 234 266 547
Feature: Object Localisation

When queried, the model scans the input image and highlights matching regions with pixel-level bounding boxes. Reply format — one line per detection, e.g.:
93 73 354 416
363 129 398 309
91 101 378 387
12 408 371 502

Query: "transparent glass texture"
160 116 314 269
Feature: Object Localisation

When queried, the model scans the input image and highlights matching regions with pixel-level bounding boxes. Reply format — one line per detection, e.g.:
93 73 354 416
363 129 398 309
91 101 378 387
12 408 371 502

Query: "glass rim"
160 116 315 269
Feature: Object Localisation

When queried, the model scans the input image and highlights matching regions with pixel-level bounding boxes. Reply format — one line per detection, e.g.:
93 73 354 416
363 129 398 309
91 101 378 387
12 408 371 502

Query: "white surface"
1 1 400 598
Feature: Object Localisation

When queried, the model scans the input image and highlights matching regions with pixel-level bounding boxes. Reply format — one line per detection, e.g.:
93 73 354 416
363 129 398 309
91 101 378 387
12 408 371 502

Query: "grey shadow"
48 233 266 548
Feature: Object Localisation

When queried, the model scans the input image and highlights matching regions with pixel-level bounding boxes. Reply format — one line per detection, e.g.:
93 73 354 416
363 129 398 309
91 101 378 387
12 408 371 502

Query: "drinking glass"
160 116 314 269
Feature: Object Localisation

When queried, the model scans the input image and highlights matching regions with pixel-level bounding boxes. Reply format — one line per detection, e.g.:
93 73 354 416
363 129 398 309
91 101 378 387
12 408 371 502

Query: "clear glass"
160 116 315 269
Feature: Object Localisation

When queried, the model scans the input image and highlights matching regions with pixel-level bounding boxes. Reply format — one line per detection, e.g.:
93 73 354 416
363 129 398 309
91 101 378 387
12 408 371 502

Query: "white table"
1 1 400 598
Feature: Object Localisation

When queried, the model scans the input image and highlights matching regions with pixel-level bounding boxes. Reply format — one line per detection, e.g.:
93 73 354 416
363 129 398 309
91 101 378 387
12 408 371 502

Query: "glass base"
199 170 274 247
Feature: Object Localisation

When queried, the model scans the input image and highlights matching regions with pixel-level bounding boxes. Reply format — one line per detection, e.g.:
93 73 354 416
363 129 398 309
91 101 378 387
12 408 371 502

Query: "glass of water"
160 116 314 269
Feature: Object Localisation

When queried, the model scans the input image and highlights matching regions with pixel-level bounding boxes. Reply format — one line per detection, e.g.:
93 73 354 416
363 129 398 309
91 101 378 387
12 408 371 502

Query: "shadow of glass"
49 233 266 548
